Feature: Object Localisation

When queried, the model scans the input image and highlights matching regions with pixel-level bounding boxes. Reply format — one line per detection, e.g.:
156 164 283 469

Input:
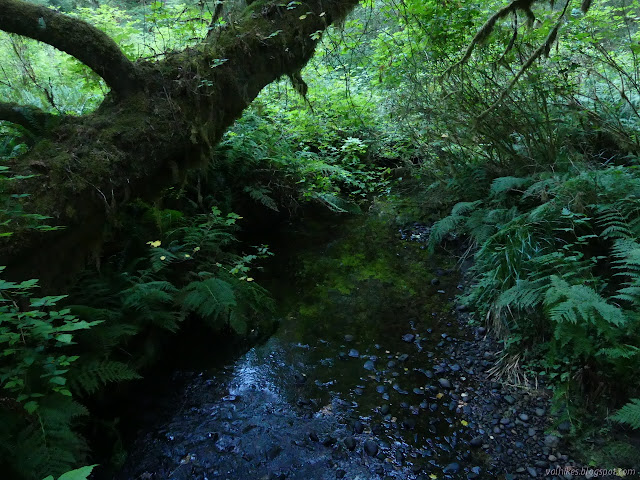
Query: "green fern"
69 360 141 396
611 398 640 429
490 176 533 196
179 277 237 328
544 275 627 326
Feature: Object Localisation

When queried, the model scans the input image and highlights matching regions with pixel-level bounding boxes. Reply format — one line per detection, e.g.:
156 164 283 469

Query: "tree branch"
0 101 59 133
0 0 139 96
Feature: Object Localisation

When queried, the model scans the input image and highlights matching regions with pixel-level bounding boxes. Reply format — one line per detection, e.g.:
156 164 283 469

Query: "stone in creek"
354 387 364 396
504 395 516 405
477 326 487 335
387 360 397 368
322 436 336 446
544 434 559 448
450 364 461 372
343 436 356 451
376 385 386 394
344 334 354 342
308 431 319 442
265 445 282 460
438 378 452 389
364 439 378 456
470 436 483 448
443 463 460 474
535 407 546 416
380 404 390 415
401 418 416 430
424 370 434 378
364 360 375 371
430 278 441 286
222 394 238 402
519 413 530 422
353 420 364 434
527 467 538 477
413 388 424 395
348 349 360 358
398 353 409 362
402 333 415 342
430 403 438 412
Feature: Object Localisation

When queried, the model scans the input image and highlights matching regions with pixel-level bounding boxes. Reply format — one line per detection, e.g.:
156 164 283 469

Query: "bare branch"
0 101 59 133
0 0 139 95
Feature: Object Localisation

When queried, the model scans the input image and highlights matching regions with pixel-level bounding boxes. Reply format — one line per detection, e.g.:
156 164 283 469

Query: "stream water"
115 203 574 480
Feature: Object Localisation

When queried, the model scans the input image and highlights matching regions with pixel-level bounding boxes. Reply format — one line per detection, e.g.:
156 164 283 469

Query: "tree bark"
0 0 360 285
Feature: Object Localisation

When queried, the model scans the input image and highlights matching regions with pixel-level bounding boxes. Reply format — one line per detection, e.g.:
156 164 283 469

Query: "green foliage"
42 464 97 480
612 398 640 429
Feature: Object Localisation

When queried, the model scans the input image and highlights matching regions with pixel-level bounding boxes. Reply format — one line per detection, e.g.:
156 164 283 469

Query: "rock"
348 349 359 358
344 334 354 342
380 404 390 415
322 436 336 447
470 436 483 448
376 385 386 394
477 327 487 335
336 469 346 479
438 378 452 389
354 387 364 395
519 413 529 422
364 360 375 371
353 421 364 434
443 463 460 474
548 454 557 462
402 333 416 342
343 436 356 451
308 431 319 442
431 278 440 286
544 434 559 448
558 421 571 433
504 395 516 405
387 360 397 368
527 467 538 477
528 427 537 437
535 407 546 416
266 445 282 460
398 353 409 362
364 439 378 456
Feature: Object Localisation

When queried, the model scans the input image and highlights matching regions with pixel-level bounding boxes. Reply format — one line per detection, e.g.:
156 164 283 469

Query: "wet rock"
364 360 375 371
431 278 441 286
439 378 452 389
387 360 397 368
343 436 356 451
398 353 409 362
477 327 487 335
344 335 354 342
336 469 346 479
380 404 390 415
265 445 282 460
504 395 516 405
443 462 460 474
322 435 337 447
545 434 560 448
401 418 416 430
354 387 364 396
402 333 416 343
353 421 364 434
364 439 378 456
348 349 360 358
470 436 483 448
308 431 319 442
527 466 538 477
535 407 546 416
558 421 571 433
518 413 529 422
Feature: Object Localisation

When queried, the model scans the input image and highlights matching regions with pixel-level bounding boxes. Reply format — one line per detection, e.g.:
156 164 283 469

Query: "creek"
113 201 573 480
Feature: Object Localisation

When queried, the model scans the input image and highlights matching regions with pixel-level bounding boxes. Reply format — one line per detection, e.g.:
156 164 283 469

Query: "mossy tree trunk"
0 0 359 284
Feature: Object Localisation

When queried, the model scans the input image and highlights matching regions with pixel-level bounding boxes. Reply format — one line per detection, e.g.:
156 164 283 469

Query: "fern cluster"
429 165 640 429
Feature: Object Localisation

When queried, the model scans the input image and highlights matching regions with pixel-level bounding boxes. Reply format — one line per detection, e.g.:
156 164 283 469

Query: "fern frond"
179 277 236 327
490 176 532 196
69 360 141 395
611 398 640 429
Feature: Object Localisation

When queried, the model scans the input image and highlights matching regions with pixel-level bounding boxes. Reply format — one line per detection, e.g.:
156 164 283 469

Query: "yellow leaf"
160 256 166 261
461 420 469 426
147 240 161 248
436 393 444 399
184 254 191 258
247 277 254 282
299 14 307 19
430 475 438 479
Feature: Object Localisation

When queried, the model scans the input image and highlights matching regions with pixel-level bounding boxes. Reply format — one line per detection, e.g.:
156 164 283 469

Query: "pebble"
364 439 378 456
343 436 356 451
438 378 452 389
442 462 460 474
402 333 415 342
348 349 359 358
353 421 364 434
504 395 516 405
364 360 375 371
344 335 354 342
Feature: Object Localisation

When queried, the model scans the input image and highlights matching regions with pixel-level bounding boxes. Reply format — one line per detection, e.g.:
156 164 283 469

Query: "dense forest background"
1 0 640 478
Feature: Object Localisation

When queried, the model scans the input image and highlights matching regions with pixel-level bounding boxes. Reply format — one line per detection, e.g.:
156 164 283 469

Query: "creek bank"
115 207 609 480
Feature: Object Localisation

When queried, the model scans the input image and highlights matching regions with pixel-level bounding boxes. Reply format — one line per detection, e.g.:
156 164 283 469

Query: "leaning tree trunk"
0 0 360 285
